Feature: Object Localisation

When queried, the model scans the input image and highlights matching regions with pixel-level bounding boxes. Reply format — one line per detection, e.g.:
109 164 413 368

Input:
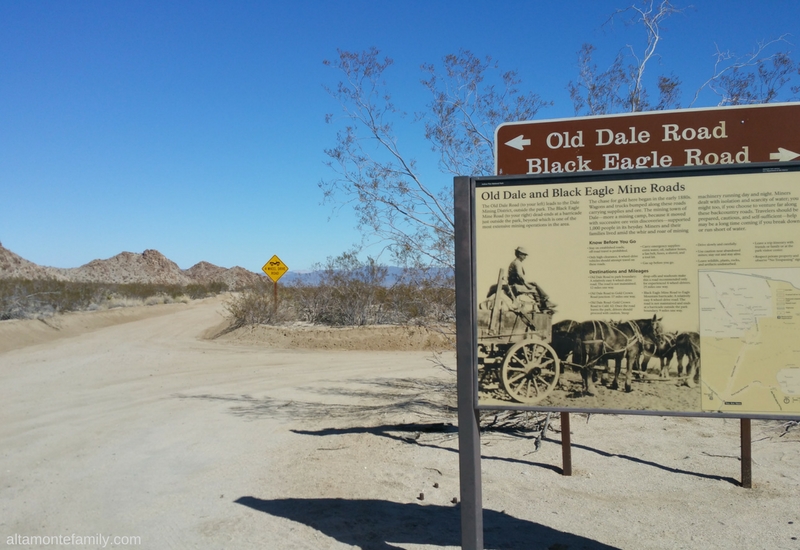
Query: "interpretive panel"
473 165 800 417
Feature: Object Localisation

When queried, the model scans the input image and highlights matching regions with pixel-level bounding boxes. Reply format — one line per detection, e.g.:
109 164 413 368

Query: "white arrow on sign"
770 147 800 162
505 135 531 151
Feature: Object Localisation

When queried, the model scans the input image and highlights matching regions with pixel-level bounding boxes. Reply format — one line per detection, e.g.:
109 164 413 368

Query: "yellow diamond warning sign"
262 255 288 283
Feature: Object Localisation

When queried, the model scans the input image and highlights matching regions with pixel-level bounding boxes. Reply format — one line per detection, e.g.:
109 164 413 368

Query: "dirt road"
1 297 798 549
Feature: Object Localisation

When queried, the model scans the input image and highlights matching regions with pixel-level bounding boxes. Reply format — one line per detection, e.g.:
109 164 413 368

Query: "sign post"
455 176 483 550
262 255 289 312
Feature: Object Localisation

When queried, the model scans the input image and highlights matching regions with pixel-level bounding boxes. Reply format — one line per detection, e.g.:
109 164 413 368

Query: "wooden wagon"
478 269 560 404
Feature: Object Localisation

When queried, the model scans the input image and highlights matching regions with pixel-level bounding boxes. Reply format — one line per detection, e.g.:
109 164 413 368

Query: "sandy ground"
1 296 799 550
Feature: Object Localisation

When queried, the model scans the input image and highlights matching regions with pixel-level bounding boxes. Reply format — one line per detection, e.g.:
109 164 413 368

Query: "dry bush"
225 255 455 329
387 268 455 325
315 252 391 325
224 286 286 329
100 296 145 310
0 279 227 320
0 279 107 320
144 294 190 306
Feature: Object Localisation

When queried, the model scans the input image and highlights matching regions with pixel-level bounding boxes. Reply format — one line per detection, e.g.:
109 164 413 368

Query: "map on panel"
699 268 800 414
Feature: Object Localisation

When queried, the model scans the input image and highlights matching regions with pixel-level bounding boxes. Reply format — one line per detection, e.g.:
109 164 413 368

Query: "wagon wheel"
501 340 560 404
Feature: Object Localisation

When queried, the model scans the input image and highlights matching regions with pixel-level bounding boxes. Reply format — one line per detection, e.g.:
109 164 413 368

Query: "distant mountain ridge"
0 243 263 289
279 266 453 286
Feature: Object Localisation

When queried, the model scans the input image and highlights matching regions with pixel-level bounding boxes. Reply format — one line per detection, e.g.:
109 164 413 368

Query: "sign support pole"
262 255 289 313
560 412 572 476
741 418 752 488
455 176 483 550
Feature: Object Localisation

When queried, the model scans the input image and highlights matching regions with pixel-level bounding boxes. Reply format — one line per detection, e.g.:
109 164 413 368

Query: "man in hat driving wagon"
508 246 556 313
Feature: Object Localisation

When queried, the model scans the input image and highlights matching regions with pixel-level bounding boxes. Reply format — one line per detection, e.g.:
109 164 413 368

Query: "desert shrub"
290 283 333 324
312 253 390 325
225 254 456 328
185 282 228 298
225 286 285 329
0 278 227 320
101 296 144 310
143 293 190 306
0 279 109 320
386 267 455 324
118 282 183 300
276 252 396 326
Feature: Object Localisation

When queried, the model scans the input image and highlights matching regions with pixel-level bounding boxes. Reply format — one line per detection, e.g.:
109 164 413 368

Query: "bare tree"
619 0 684 112
420 50 551 177
690 38 798 106
570 1 797 115
569 0 684 115
321 48 548 269
569 44 627 116
323 4 798 269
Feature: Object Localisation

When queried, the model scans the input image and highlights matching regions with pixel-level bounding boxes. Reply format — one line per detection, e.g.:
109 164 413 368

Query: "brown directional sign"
495 103 800 176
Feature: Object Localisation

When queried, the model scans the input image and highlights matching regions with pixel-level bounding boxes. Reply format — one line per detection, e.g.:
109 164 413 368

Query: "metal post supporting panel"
455 176 483 550
560 412 572 476
741 418 752 488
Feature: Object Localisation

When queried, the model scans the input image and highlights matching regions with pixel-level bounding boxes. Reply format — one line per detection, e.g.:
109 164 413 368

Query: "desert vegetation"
225 253 455 330
0 253 456 331
0 278 228 320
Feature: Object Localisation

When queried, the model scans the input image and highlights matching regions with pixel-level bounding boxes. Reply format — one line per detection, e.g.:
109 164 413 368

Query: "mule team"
551 317 701 396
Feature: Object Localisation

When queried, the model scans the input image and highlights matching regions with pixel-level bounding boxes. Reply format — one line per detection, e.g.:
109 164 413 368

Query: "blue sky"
2 1 798 272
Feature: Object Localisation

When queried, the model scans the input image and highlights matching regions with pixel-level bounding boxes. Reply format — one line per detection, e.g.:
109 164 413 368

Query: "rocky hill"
183 261 262 288
0 245 68 281
0 243 263 289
